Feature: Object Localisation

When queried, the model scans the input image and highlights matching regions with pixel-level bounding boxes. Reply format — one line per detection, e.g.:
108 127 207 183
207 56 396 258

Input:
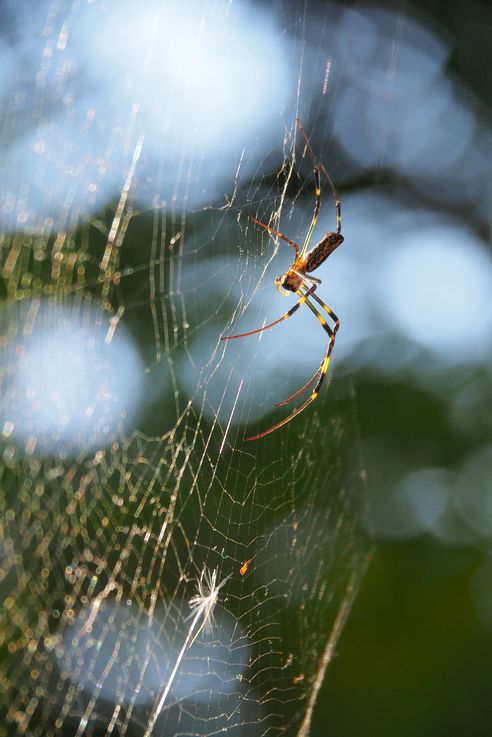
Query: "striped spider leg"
221 118 344 440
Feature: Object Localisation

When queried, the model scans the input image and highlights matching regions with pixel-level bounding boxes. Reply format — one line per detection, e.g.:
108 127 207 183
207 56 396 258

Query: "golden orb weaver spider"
222 118 344 441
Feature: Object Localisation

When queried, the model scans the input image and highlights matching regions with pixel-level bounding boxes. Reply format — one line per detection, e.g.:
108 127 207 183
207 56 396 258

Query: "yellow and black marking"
244 284 339 441
300 288 337 399
310 290 340 333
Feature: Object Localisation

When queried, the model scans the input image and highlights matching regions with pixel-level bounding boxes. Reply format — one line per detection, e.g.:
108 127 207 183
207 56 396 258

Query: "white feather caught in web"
187 567 232 640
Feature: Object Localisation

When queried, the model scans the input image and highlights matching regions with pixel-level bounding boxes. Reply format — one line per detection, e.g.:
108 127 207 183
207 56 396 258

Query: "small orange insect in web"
239 559 252 576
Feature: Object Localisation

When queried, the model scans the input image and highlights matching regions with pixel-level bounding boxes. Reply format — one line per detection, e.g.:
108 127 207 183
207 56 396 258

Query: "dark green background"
311 1 492 733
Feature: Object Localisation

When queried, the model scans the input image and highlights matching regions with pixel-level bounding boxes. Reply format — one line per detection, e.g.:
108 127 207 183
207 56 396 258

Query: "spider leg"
296 119 321 259
309 290 340 333
299 165 321 260
296 118 342 260
290 267 321 285
274 289 340 406
320 163 342 236
245 290 337 441
274 363 322 406
249 216 299 258
221 286 315 340
289 271 340 332
245 392 318 441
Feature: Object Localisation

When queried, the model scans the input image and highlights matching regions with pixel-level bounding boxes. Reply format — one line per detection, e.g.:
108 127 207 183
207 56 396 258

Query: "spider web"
0 2 372 735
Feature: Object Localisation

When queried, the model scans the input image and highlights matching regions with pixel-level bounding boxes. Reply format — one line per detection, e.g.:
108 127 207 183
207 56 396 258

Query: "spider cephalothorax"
275 270 301 295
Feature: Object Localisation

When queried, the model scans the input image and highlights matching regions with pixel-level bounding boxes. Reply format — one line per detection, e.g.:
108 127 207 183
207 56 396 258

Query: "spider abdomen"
306 232 344 272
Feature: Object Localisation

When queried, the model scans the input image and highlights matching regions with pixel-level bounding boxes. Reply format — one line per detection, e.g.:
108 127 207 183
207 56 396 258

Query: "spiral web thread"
0 2 372 735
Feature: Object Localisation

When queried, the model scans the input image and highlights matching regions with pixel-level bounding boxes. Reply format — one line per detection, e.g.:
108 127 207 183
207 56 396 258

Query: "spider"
222 118 344 441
